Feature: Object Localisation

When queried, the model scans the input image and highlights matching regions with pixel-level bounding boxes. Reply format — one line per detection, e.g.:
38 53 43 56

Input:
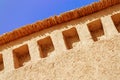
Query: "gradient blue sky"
0 0 98 35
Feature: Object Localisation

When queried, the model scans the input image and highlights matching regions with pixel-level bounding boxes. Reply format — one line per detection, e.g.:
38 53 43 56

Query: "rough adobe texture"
0 35 120 80
0 0 120 45
0 0 120 80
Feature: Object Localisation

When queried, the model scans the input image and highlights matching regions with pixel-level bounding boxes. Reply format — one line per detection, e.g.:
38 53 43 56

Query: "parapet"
0 0 120 72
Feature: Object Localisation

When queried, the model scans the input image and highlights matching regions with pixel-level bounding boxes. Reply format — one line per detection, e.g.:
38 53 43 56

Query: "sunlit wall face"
0 0 98 34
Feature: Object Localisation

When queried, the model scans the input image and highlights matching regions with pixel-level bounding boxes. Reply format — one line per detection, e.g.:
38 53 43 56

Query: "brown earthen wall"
0 1 120 80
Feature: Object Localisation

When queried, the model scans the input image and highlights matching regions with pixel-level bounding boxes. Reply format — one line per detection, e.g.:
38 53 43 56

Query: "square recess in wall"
0 54 4 71
62 27 80 49
13 44 31 69
111 13 120 32
37 36 55 58
87 19 104 41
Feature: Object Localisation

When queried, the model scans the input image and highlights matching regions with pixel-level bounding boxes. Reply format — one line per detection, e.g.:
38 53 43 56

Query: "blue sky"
0 0 98 35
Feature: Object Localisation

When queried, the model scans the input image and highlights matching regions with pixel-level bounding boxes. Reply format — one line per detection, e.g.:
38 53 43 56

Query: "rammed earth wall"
0 0 120 80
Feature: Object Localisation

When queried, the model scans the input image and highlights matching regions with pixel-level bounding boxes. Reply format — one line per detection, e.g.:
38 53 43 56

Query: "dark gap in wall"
13 44 31 69
87 19 104 41
37 36 55 58
0 54 4 71
111 13 120 33
62 27 80 49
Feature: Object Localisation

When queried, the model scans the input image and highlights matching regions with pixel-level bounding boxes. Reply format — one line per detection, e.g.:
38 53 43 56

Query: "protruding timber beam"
101 16 118 37
76 24 93 43
2 49 14 71
28 40 40 61
51 31 67 52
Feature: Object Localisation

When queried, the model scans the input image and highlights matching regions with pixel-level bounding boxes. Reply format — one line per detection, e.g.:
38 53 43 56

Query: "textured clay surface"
0 35 120 80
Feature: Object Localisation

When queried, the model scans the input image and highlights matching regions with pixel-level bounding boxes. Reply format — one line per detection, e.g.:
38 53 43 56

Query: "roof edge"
0 0 120 45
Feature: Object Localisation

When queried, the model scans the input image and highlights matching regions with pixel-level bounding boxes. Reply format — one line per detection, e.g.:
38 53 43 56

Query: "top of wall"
0 0 120 46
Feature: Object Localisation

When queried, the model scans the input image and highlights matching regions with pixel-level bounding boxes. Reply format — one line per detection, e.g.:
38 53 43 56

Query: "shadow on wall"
62 27 80 49
111 13 120 32
0 54 4 71
37 36 55 58
87 19 104 41
13 44 31 69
